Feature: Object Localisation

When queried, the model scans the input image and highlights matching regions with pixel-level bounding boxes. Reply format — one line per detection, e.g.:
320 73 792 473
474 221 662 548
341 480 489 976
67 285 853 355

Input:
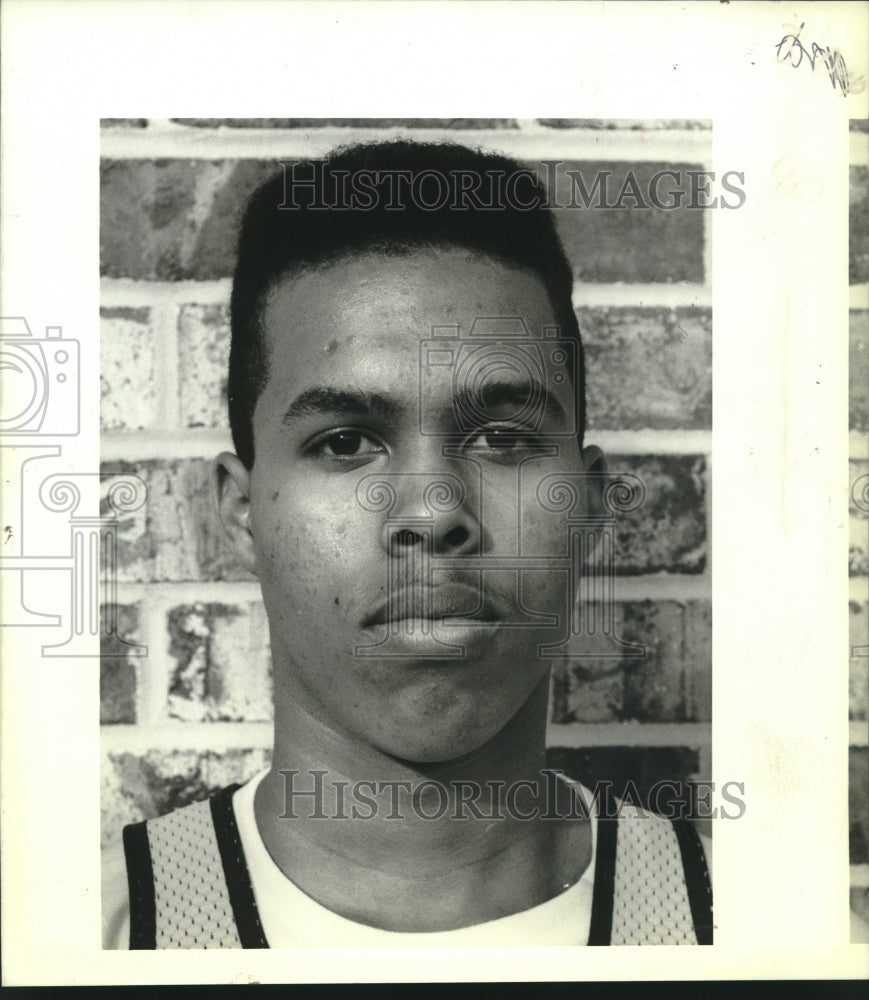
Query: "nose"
387 519 476 556
360 469 482 557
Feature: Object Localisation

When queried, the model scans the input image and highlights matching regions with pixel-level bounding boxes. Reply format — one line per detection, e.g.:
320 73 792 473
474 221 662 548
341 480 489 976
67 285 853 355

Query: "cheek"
252 501 305 576
250 485 376 595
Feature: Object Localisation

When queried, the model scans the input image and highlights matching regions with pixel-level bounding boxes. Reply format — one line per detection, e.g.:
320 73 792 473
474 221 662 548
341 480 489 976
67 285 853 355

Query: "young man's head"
227 140 586 470
216 140 605 765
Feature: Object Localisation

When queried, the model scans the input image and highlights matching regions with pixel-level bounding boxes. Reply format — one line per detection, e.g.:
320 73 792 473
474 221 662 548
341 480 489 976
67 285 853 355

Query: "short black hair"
229 139 585 469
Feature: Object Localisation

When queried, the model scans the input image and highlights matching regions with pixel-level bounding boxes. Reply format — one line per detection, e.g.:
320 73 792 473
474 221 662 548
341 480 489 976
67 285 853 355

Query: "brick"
851 311 868 433
171 118 518 130
101 459 255 583
851 602 869 721
621 601 711 722
608 454 707 575
100 159 277 280
580 307 712 430
852 166 869 284
545 745 703 812
551 600 711 724
538 119 711 130
178 303 230 428
101 748 270 848
100 306 156 430
99 603 141 724
551 667 622 724
167 602 272 722
546 161 706 284
851 746 869 864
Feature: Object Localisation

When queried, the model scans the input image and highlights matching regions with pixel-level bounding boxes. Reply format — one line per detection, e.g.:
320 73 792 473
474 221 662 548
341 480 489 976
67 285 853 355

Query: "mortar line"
101 125 714 164
546 721 711 748
150 299 180 433
137 590 170 728
100 720 274 752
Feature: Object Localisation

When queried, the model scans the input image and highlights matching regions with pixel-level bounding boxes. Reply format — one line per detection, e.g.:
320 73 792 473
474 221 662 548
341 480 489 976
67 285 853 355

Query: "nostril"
391 528 422 549
443 525 470 549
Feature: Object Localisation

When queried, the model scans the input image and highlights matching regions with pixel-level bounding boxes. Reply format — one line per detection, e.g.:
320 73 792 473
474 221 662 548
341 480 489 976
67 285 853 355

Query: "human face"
220 249 603 763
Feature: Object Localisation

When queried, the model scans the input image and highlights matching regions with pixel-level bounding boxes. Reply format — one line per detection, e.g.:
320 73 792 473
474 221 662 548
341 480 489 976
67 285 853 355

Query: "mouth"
362 582 501 629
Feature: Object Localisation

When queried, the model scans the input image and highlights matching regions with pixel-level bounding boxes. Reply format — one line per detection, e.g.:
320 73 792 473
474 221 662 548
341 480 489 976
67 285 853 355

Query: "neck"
254 675 591 932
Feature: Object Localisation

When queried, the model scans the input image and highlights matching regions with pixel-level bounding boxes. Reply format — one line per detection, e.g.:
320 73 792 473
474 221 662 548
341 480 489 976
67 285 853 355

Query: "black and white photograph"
1 0 867 986
97 121 718 950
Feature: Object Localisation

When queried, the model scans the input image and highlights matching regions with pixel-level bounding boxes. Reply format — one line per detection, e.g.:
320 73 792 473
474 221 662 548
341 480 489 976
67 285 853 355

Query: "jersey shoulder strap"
588 792 713 946
123 784 268 949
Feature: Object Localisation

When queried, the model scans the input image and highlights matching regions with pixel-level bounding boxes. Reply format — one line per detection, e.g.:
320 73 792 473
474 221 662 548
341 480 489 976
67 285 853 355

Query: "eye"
464 425 537 460
323 431 374 456
307 429 386 463
473 429 521 450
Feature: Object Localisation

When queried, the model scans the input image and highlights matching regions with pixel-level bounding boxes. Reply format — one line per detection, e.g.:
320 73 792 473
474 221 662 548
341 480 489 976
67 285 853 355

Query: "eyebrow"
453 379 568 425
282 387 405 426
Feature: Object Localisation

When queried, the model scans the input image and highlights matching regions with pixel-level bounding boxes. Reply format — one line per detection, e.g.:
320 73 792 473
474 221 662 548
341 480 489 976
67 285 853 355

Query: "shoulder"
101 794 216 950
604 804 712 945
101 786 242 950
101 834 130 950
618 805 712 877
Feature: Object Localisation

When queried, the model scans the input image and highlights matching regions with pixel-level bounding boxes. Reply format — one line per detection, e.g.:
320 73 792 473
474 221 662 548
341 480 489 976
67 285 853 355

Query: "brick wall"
849 118 869 926
99 118 715 849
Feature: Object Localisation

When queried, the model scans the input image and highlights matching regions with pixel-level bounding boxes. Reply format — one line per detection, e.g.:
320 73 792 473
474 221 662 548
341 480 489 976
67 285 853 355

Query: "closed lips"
362 583 500 627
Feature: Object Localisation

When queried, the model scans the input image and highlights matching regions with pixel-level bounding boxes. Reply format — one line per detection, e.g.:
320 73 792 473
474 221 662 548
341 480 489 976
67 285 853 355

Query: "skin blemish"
271 490 280 502
334 597 340 605
325 339 340 355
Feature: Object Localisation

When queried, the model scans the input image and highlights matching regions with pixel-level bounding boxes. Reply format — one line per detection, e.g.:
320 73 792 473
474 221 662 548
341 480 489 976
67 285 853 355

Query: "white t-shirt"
102 768 598 948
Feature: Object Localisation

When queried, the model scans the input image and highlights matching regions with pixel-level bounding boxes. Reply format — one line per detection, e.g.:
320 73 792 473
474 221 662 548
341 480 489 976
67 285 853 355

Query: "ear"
579 444 609 564
213 451 258 575
580 444 608 516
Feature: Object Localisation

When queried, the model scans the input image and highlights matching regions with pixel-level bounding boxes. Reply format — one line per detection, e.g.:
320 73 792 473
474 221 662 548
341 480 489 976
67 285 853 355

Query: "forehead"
261 249 557 367
254 249 576 435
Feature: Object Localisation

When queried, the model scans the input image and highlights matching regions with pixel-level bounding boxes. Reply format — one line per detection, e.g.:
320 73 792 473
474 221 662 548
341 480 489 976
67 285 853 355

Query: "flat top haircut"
229 139 585 469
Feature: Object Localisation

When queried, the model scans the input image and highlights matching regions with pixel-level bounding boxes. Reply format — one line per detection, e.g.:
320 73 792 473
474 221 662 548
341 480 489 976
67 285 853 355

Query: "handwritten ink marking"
775 21 866 96
771 156 823 205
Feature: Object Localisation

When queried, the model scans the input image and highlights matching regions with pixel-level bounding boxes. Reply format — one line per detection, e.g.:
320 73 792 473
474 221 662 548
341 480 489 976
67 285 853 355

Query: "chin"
345 670 546 764
371 712 507 766
383 742 484 767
